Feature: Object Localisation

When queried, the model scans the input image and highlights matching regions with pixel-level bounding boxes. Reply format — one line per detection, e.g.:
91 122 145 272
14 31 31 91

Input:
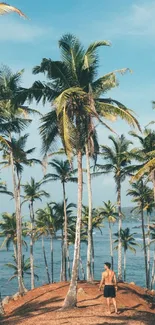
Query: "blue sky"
0 0 155 214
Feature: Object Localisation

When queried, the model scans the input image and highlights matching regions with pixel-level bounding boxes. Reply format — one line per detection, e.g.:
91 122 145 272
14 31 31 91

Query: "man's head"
104 262 111 270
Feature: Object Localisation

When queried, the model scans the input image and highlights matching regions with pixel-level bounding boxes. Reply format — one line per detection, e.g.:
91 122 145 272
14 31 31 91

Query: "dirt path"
1 282 155 325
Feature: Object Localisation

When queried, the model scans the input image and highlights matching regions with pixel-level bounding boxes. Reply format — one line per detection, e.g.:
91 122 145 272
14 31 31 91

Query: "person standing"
99 262 118 314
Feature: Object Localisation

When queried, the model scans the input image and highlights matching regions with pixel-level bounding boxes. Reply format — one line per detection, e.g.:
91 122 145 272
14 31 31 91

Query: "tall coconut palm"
0 66 40 296
35 217 51 284
114 228 138 282
130 129 155 200
36 204 57 283
99 200 118 270
44 158 77 280
0 212 27 259
96 134 133 281
82 205 104 278
17 34 139 308
127 180 153 288
150 226 155 289
0 3 27 17
51 200 76 280
22 177 49 289
0 134 40 294
143 197 155 289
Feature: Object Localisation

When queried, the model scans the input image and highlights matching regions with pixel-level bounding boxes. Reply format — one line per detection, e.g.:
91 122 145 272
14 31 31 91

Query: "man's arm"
99 272 105 291
113 272 118 290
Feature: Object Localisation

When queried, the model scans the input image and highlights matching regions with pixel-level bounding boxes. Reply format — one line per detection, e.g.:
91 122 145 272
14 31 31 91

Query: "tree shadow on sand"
1 296 64 325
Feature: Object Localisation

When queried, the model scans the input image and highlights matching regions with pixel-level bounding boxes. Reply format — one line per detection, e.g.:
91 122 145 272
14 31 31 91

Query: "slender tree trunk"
9 134 25 295
141 206 148 288
109 221 114 270
60 230 66 282
50 234 54 283
67 245 71 280
79 255 85 280
124 248 126 282
151 244 155 290
30 202 35 290
91 234 95 279
42 235 50 284
86 144 93 282
0 291 4 315
62 150 83 309
152 170 155 202
117 179 122 281
13 242 17 261
62 182 67 281
147 213 150 289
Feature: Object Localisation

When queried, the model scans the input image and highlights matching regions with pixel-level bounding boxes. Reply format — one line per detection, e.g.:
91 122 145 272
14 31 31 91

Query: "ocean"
0 220 153 298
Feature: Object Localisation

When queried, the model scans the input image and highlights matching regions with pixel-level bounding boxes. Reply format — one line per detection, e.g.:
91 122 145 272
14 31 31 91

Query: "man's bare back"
102 270 116 285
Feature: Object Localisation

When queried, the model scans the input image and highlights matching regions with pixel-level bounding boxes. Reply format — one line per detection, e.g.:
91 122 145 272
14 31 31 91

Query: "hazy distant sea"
0 220 152 298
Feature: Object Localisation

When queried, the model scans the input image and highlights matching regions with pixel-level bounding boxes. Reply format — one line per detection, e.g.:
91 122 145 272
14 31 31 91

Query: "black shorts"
104 285 116 298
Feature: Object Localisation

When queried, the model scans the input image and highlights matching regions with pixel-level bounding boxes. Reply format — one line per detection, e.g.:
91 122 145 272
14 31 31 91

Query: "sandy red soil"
1 281 155 325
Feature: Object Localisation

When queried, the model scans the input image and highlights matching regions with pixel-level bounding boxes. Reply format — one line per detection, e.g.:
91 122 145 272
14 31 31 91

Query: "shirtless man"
99 262 118 314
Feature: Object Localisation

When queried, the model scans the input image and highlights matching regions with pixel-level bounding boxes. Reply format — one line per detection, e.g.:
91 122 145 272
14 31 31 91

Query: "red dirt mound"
1 281 155 325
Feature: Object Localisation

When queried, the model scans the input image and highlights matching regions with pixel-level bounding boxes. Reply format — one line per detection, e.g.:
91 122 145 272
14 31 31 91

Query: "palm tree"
0 212 27 260
5 255 39 283
127 180 153 288
18 34 139 308
22 177 49 289
82 205 104 278
150 226 155 289
0 3 27 18
114 228 138 282
44 159 77 280
35 218 51 284
144 198 155 289
0 134 40 294
130 129 155 200
0 66 40 295
99 200 118 270
51 200 76 281
96 134 133 281
36 204 57 283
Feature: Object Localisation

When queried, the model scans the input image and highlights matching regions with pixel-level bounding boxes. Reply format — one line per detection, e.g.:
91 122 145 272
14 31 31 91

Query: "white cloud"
0 17 53 42
94 1 155 39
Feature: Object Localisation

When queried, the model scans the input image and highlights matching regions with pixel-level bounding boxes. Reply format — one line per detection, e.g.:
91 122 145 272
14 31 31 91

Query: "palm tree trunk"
10 147 24 295
117 179 122 281
67 245 71 280
42 235 50 284
86 144 93 282
50 234 54 283
109 221 114 270
91 233 95 279
60 229 66 282
0 291 4 315
151 244 155 290
62 150 83 309
79 255 85 280
141 206 148 288
13 242 17 261
30 202 35 290
152 170 155 202
124 248 126 282
62 182 67 281
147 213 150 289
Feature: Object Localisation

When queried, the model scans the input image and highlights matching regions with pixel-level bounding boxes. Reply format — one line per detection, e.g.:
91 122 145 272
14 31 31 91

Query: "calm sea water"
0 220 153 298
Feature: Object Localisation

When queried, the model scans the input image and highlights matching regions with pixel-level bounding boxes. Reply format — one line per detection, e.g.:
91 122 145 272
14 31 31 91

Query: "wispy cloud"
94 1 155 39
0 17 53 42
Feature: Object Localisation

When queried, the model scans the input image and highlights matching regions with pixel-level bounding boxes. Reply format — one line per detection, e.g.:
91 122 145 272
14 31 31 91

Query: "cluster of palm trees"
0 33 155 312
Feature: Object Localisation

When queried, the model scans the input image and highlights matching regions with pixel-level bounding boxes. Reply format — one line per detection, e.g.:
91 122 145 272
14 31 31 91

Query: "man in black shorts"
99 262 118 314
